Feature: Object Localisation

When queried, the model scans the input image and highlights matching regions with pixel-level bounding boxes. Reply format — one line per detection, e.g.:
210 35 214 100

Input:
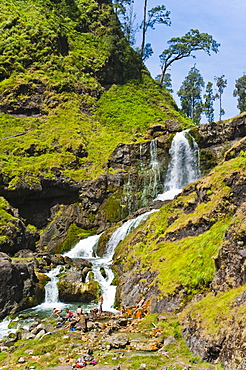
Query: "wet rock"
74 258 92 270
50 254 66 266
58 273 99 302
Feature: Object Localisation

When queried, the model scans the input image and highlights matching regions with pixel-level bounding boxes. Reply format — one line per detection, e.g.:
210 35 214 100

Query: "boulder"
105 333 129 348
0 259 45 319
130 339 160 351
74 258 92 270
58 273 99 302
164 120 182 132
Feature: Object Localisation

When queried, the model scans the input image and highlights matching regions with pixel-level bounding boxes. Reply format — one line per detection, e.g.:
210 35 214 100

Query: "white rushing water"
37 266 65 310
64 210 156 312
155 130 200 201
0 317 17 340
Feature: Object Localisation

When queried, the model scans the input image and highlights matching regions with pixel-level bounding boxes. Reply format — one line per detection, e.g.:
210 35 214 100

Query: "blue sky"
132 0 246 122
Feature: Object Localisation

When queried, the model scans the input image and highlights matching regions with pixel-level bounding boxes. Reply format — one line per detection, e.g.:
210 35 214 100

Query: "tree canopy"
233 74 246 113
159 29 220 84
140 1 171 60
203 82 215 123
177 65 204 124
214 74 227 121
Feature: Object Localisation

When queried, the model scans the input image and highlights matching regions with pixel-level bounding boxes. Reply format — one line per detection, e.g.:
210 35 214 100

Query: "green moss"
101 195 122 223
199 149 217 174
181 285 246 338
53 224 96 254
95 75 192 134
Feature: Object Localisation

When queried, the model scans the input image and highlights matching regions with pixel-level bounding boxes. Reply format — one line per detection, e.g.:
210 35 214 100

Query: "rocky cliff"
112 134 246 370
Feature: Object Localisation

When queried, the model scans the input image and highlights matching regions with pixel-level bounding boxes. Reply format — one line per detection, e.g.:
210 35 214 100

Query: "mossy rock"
199 149 218 175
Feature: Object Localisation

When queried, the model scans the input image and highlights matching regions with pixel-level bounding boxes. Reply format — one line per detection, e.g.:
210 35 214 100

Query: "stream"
0 130 200 339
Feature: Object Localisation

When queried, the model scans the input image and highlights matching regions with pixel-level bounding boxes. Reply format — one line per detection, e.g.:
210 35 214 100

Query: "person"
76 305 83 316
120 306 126 315
99 295 104 315
78 311 87 333
50 308 62 318
66 314 80 331
65 308 74 320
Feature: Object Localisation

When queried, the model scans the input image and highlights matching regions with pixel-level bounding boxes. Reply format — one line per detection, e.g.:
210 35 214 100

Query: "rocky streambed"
0 308 220 370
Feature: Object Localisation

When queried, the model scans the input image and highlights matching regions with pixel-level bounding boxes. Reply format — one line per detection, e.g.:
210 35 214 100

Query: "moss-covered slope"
0 0 190 188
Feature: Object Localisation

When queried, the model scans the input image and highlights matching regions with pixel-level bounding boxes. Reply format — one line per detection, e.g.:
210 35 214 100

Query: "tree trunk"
140 0 148 60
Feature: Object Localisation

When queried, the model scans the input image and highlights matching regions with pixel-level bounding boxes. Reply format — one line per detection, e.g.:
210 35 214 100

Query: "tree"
155 72 173 93
233 74 246 113
140 1 171 60
159 29 220 84
115 1 137 45
203 82 215 123
177 65 204 123
214 74 227 121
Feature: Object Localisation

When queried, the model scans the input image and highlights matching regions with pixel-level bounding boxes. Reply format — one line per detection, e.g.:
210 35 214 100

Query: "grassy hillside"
0 0 191 190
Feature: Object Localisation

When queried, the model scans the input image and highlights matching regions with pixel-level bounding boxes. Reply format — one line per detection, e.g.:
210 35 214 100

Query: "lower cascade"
64 210 157 312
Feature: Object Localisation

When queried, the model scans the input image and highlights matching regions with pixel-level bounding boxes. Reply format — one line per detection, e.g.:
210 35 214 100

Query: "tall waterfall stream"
0 130 200 338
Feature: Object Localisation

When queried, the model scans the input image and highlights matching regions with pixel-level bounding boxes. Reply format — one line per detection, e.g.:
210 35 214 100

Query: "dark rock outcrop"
0 218 39 256
196 113 246 148
211 202 246 293
0 258 44 319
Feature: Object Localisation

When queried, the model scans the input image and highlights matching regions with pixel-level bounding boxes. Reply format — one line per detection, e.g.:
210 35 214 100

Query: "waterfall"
140 140 163 206
36 266 64 310
64 233 101 259
149 140 161 197
64 210 157 311
156 130 200 201
0 317 17 340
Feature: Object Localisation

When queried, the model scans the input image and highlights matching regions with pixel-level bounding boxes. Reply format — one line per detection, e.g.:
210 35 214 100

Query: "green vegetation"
114 153 246 298
53 223 96 254
181 284 246 338
0 0 191 191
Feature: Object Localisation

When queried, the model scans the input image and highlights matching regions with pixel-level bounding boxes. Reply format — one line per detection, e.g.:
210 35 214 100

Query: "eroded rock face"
0 258 44 319
211 202 246 293
0 218 39 256
182 295 246 370
197 114 246 148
